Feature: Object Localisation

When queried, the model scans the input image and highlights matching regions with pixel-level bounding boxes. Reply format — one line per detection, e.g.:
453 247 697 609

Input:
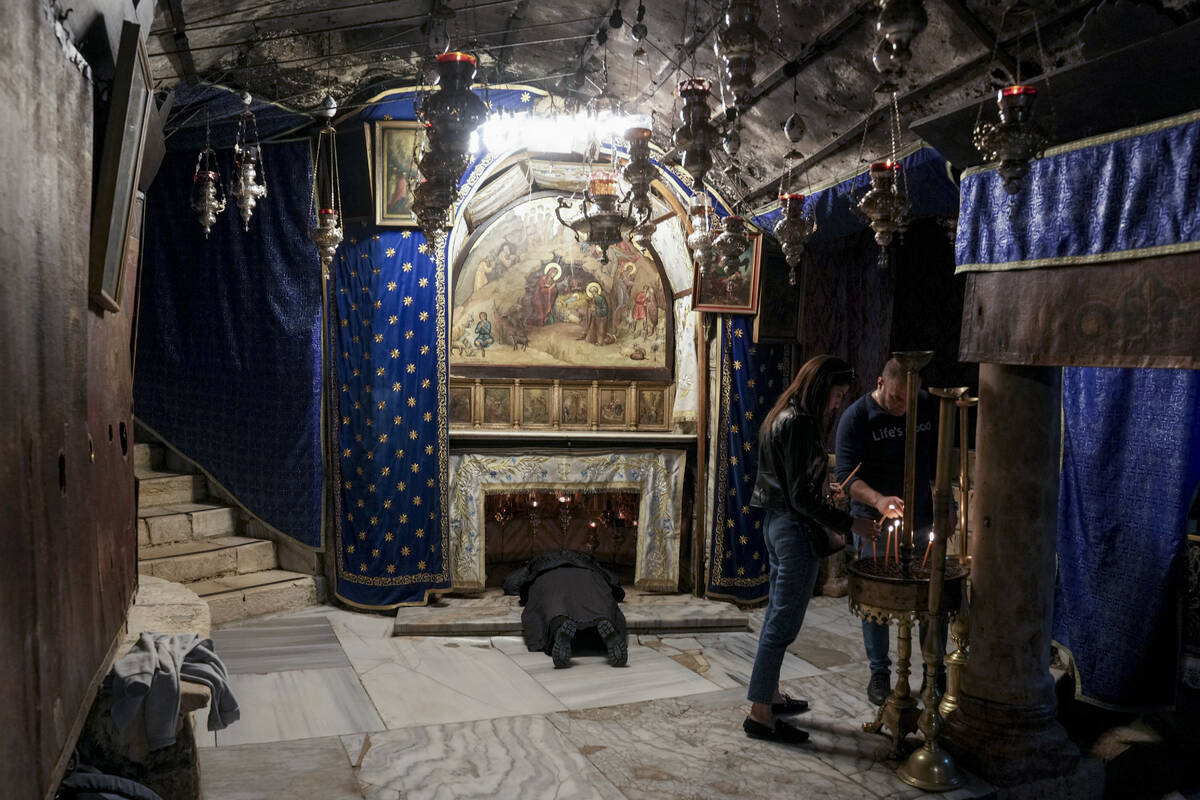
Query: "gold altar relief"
449 194 673 381
450 378 673 431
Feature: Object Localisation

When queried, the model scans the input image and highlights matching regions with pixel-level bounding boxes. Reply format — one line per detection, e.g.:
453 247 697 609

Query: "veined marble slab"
198 735 363 800
212 616 350 674
666 631 824 689
506 642 720 709
215 667 384 746
346 715 625 800
352 635 565 729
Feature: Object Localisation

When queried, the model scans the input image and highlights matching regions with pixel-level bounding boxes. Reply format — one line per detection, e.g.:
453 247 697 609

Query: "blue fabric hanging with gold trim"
331 230 450 608
706 316 792 603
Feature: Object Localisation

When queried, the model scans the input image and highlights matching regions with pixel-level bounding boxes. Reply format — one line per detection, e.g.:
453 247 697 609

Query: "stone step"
137 471 207 508
139 536 278 584
133 442 163 471
137 501 238 547
190 570 326 625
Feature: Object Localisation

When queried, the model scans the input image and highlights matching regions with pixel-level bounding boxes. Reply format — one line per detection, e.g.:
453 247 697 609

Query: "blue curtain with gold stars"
331 229 449 608
706 316 792 603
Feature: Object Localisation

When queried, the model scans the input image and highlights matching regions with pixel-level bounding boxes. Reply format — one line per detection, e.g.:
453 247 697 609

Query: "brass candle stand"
941 395 977 720
896 386 968 791
846 353 969 792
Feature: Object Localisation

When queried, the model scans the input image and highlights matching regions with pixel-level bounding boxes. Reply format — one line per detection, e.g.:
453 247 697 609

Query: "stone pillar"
944 364 1080 786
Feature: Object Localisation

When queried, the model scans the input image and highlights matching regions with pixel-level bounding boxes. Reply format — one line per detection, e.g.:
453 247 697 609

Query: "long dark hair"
764 355 854 437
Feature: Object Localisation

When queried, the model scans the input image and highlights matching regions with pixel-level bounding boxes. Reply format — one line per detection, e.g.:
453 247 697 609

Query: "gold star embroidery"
346 512 354 521
419 311 429 321
417 560 427 570
358 530 366 540
376 366 385 377
416 243 427 254
381 466 390 476
741 505 750 515
341 319 348 327
407 397 417 407
737 566 746 575
356 499 364 508
383 499 392 509
354 433 363 443
392 382 402 392
393 415 403 425
413 496 423 506
360 563 368 572
402 231 411 238
747 379 756 388
369 515 378 525
733 328 744 338
745 410 755 420
423 412 433 422
738 535 748 544
743 442 752 452
399 512 408 523
374 300 382 309
386 564 396 574
390 349 400 359
384 532 394 542
415 528 425 538
418 277 428 288
427 478 435 488
727 518 735 529
520 91 531 103
411 463 420 473
409 430 418 440
389 315 398 325
371 548 380 558
424 444 434 455
753 552 761 560
385 248 395 257
347 545 355 554
406 330 414 340
378 433 388 443
404 296 413 306
733 360 742 370
387 281 397 291
406 363 416 374
421 378 431 388
402 262 413 272
401 546 411 556
419 345 429 355
374 334 383 343
730 456 738 466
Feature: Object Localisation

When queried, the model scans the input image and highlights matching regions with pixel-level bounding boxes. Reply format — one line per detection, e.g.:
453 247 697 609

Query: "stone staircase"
135 442 324 624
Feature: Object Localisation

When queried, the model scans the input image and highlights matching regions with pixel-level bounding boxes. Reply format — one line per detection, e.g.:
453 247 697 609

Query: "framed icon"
692 229 763 315
560 386 592 428
374 121 425 226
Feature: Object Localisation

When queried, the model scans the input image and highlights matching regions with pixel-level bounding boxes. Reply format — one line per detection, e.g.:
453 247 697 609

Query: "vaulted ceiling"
148 0 1200 208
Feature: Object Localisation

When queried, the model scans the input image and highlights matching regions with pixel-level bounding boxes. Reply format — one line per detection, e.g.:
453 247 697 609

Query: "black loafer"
743 716 810 744
771 694 809 715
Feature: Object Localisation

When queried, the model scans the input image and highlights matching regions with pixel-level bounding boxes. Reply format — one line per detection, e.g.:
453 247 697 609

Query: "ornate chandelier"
413 52 489 244
773 193 816 285
716 0 767 109
310 95 343 279
672 78 719 191
554 171 637 264
230 93 267 232
872 0 928 93
972 85 1048 195
856 160 909 247
191 119 225 238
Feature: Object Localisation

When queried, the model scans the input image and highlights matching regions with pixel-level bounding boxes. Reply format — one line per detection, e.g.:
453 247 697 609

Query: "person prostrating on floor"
744 356 878 744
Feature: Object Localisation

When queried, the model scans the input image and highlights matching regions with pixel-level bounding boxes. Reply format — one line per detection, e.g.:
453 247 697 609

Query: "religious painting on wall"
450 193 673 381
448 385 472 425
560 386 591 428
597 387 629 428
481 386 512 426
374 121 424 226
520 385 552 427
636 387 669 430
692 228 763 315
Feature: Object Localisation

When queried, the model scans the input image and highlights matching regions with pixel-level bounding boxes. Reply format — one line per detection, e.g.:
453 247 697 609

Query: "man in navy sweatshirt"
834 358 940 706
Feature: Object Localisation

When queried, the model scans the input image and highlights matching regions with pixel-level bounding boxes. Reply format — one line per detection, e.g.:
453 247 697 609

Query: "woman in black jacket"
743 355 877 743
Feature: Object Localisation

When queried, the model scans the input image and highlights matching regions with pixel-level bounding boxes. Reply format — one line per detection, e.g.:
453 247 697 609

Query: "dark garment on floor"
502 549 627 653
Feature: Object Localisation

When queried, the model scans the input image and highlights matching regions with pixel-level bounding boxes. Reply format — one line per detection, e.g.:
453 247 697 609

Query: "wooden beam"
161 0 198 83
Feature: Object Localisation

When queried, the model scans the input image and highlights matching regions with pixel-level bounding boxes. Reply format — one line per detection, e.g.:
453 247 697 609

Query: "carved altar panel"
448 449 686 591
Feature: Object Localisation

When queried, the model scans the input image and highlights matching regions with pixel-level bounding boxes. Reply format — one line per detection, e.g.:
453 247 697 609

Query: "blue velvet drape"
1054 367 1200 707
706 317 792 603
135 141 324 547
330 231 450 608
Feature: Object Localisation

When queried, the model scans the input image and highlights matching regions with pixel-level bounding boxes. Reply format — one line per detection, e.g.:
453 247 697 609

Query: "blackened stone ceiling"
149 0 1200 208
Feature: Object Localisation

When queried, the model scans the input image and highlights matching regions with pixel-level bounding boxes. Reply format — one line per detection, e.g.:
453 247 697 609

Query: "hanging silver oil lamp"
622 125 658 248
773 193 816 285
310 95 343 279
686 198 719 275
972 85 1048 195
872 0 927 93
714 214 751 273
230 94 267 232
715 0 767 110
856 160 909 247
672 78 719 191
413 51 489 243
191 121 226 238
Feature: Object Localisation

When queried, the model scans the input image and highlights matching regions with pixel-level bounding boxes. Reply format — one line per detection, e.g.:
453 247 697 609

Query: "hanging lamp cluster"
412 51 489 244
231 93 268 231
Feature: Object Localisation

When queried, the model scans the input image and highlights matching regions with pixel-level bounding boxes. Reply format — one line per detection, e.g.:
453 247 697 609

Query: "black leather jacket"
749 399 854 533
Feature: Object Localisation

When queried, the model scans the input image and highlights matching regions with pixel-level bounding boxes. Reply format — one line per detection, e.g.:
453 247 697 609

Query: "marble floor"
198 595 993 799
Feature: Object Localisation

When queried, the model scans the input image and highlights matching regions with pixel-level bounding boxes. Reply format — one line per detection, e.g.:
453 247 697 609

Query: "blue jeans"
855 528 945 677
747 511 821 705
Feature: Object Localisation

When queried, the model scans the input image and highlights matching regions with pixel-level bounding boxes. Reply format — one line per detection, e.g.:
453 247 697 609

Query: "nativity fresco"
450 195 671 376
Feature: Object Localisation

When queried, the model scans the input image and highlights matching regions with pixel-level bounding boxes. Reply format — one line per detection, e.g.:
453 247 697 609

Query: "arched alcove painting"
451 194 673 380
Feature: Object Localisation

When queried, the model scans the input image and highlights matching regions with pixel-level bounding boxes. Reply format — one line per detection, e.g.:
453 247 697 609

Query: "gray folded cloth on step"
111 632 240 749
